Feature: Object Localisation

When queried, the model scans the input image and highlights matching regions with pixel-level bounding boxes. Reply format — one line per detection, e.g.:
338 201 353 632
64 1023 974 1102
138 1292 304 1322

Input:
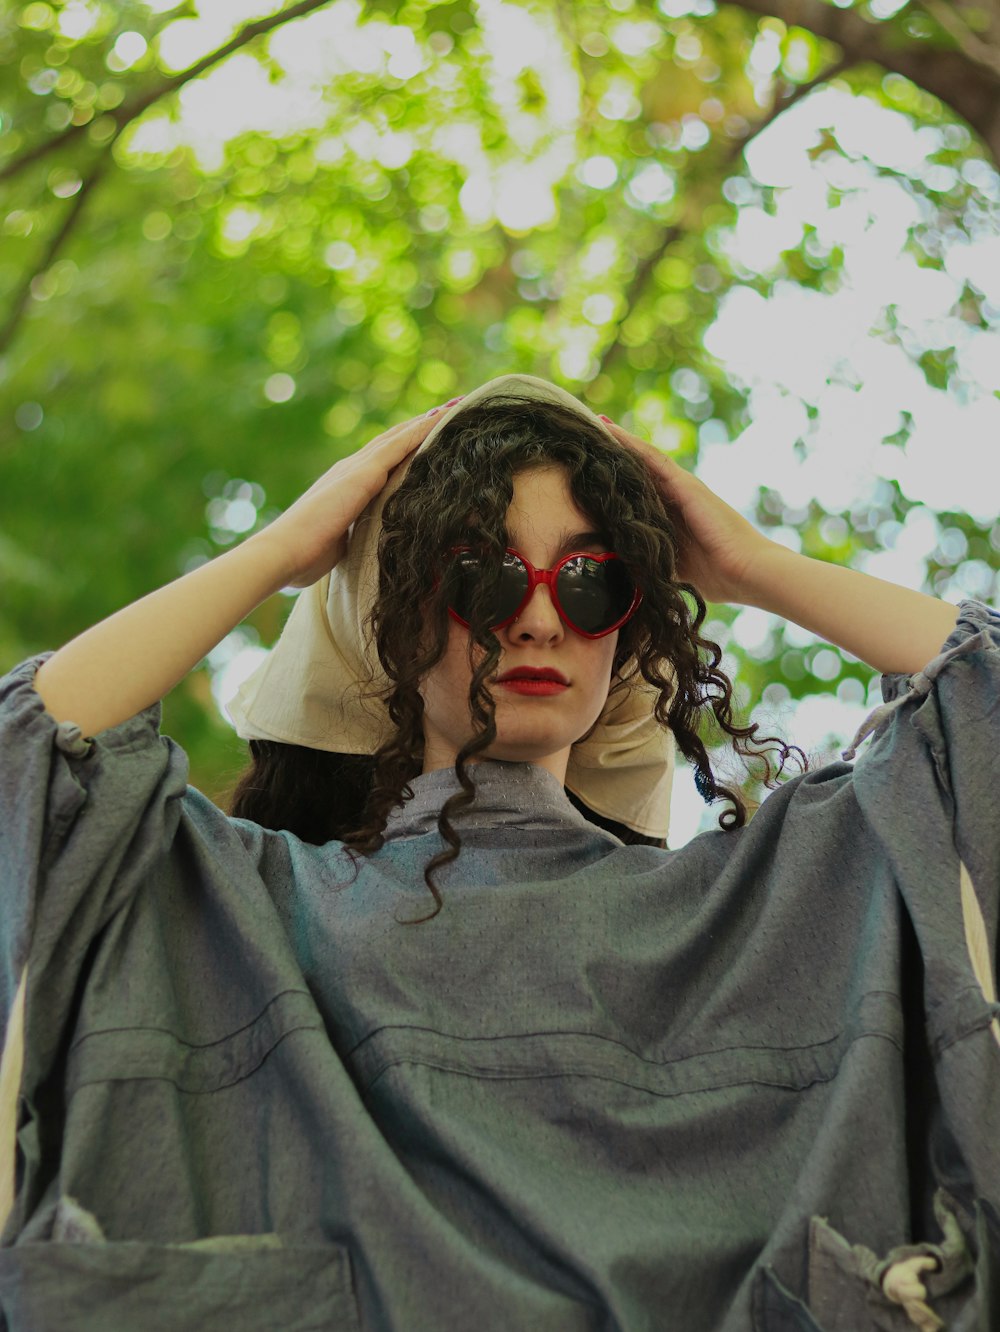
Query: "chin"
484 746 561 766
482 727 576 769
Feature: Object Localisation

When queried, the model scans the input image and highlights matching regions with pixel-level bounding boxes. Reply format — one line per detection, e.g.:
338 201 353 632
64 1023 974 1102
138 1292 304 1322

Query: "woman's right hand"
250 405 455 588
33 403 459 733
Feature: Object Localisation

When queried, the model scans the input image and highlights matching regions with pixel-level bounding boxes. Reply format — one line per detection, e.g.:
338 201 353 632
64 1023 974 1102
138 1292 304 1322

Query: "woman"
0 374 996 1331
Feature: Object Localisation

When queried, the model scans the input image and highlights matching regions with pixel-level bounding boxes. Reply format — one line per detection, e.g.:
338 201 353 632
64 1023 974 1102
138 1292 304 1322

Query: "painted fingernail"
425 405 442 417
443 395 465 408
599 414 613 423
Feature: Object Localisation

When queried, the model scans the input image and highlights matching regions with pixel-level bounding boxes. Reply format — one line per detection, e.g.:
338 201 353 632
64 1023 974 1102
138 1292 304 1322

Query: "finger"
601 416 656 454
602 417 682 476
356 412 434 459
364 396 464 451
380 410 441 459
389 394 466 434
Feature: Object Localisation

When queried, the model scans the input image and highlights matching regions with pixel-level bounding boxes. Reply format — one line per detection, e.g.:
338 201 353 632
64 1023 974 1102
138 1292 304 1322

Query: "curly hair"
230 394 805 922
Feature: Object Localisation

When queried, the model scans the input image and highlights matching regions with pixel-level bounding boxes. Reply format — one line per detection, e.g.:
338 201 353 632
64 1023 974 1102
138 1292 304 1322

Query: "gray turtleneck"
380 757 620 841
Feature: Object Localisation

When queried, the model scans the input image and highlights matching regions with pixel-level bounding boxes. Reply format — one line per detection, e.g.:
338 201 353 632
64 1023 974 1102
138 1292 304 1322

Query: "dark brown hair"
231 394 805 921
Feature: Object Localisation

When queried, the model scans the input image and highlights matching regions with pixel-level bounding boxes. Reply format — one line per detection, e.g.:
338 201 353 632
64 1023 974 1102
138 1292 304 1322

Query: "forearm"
741 543 960 676
33 533 292 735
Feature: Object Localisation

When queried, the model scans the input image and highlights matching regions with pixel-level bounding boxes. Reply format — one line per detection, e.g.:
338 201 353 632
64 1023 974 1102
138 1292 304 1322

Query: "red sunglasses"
442 546 642 639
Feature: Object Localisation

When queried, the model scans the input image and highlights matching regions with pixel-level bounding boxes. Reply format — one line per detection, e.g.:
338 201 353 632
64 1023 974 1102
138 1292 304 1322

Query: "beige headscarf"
227 373 675 838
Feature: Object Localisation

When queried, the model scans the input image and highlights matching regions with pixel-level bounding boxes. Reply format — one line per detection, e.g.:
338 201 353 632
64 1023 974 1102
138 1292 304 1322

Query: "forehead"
496 466 609 560
506 465 592 533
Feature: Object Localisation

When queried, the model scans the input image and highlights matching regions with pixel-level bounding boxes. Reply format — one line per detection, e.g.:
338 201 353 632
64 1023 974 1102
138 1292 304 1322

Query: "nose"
502 581 565 645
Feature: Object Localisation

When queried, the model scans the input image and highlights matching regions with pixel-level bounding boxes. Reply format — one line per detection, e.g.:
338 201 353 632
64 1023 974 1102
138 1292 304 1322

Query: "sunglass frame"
444 545 643 639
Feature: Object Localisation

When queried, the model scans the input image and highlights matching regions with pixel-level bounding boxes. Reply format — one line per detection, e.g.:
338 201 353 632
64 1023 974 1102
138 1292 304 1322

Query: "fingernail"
599 414 613 423
425 406 442 417
443 395 464 408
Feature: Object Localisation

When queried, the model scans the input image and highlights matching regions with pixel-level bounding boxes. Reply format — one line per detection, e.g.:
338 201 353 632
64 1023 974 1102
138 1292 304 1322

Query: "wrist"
734 539 802 612
238 527 300 596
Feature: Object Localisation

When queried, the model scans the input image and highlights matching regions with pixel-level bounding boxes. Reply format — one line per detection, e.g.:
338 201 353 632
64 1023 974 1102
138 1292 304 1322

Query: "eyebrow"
555 530 611 556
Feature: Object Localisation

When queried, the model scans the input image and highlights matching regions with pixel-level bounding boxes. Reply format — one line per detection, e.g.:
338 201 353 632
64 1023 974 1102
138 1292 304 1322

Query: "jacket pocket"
0 1231 361 1332
806 1189 977 1332
954 1196 999 1332
752 1265 826 1331
752 1188 995 1332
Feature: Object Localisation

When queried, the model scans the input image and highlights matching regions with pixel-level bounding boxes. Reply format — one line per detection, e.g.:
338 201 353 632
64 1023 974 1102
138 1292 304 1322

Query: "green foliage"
1 0 998 806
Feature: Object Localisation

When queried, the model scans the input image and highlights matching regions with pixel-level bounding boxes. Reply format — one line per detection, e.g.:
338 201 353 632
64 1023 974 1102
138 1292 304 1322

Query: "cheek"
591 639 619 707
419 623 476 709
596 633 619 684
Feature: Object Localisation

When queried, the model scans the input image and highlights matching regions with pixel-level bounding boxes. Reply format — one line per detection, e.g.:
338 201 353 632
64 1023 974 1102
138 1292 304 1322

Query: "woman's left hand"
601 417 772 606
601 416 960 673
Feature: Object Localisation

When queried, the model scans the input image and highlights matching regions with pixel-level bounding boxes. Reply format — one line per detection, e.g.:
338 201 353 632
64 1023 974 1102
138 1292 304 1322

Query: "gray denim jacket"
0 601 997 1331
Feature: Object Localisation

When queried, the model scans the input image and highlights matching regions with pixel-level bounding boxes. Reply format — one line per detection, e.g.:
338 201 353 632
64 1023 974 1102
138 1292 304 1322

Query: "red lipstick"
495 667 569 696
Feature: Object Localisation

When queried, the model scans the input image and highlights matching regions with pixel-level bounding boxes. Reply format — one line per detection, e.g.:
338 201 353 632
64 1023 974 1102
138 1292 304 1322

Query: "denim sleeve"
0 655 190 1051
824 597 1000 1042
839 601 1000 1235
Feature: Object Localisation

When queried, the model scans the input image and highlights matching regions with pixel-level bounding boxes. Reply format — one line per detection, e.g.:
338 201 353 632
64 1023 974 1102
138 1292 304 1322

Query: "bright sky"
119 0 1000 846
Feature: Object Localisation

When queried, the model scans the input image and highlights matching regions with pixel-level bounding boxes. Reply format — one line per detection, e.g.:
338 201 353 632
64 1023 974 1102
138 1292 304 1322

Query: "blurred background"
1 0 998 845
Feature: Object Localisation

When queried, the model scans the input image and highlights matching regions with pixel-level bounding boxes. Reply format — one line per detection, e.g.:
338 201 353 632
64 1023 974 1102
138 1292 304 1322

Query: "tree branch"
916 0 1000 77
0 0 334 186
0 148 114 358
727 0 1000 163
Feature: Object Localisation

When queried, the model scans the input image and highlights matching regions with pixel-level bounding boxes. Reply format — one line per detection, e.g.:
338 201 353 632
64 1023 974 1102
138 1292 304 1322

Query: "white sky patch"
628 161 676 207
476 0 578 138
145 1 407 169
729 205 802 273
946 233 1000 304
800 381 910 513
730 605 770 650
696 389 809 512
577 155 619 189
958 328 1000 392
668 763 717 847
580 236 621 279
875 393 1000 523
126 52 324 169
107 30 148 71
859 504 940 585
495 158 562 230
210 644 270 718
268 0 379 79
344 121 414 170
747 87 940 183
706 87 998 528
465 0 580 227
785 693 872 760
57 2 100 41
434 122 487 173
706 283 880 401
157 1 287 71
890 257 962 324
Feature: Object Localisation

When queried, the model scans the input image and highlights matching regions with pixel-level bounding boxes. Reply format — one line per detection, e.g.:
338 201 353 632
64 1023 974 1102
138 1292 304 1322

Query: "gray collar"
382 760 613 842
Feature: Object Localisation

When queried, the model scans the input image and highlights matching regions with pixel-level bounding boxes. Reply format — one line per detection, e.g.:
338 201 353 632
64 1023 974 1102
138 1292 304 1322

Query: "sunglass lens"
497 552 530 623
557 556 635 634
445 551 528 627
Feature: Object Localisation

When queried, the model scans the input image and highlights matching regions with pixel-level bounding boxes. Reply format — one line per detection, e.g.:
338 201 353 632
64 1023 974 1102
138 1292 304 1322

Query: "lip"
497 679 569 696
495 668 569 685
495 667 570 697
